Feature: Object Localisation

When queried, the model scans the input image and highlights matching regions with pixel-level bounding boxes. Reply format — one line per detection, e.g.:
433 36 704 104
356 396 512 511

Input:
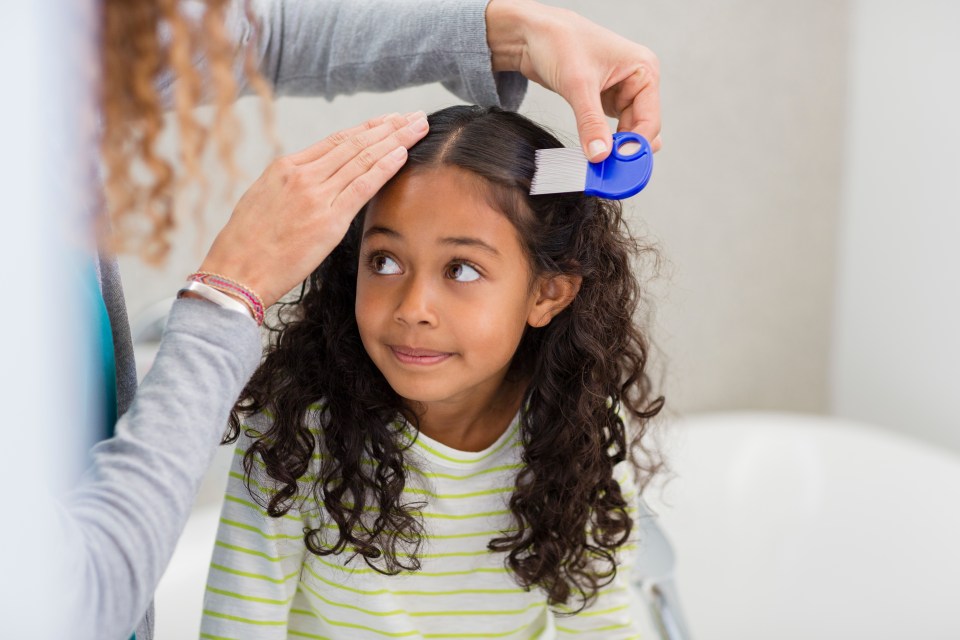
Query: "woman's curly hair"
100 0 273 264
226 105 664 612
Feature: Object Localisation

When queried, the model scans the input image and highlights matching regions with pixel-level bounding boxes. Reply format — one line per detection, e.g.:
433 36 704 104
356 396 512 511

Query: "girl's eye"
371 254 402 275
447 262 481 282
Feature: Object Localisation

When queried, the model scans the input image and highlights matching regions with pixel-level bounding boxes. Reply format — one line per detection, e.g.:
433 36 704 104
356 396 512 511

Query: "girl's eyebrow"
441 236 501 257
362 225 501 257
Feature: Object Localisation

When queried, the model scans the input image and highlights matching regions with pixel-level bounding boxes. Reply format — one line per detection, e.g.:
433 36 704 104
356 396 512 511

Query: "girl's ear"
527 274 583 328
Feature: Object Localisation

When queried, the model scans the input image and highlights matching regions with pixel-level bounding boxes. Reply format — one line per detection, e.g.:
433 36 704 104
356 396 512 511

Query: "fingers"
612 63 662 152
303 112 426 186
330 144 410 215
324 113 429 196
288 113 390 165
287 111 422 166
568 83 615 162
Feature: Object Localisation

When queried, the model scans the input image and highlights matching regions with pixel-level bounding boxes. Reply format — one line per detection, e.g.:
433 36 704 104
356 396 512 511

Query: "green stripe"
205 585 294 606
201 609 286 626
336 545 495 561
225 511 512 542
236 447 524 482
406 424 520 465
232 471 513 503
429 528 517 540
403 486 514 499
220 517 302 540
288 631 332 640
575 603 629 618
292 602 421 638
199 634 241 640
301 578 545 620
421 618 546 639
406 463 524 481
300 581 406 617
417 508 511 520
224 495 302 522
302 561 527 598
215 540 298 563
311 554 510 578
209 562 299 584
555 621 632 633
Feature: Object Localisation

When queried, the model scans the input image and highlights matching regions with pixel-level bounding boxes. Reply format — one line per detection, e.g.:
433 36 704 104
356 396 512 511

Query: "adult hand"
196 112 429 308
486 0 661 162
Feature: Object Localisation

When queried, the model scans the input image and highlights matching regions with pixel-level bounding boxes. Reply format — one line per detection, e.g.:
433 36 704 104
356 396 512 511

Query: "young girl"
200 105 664 639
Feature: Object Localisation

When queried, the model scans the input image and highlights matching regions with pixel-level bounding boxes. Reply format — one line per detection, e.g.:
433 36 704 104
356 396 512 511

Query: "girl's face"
355 166 543 410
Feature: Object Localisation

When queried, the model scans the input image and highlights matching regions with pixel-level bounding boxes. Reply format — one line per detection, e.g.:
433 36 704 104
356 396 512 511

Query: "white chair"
643 412 960 640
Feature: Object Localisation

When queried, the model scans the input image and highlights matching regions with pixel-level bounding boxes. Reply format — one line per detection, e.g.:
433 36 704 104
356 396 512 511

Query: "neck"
408 373 527 453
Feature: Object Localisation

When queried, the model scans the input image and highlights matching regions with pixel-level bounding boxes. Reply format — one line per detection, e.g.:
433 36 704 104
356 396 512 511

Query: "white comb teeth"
530 148 589 195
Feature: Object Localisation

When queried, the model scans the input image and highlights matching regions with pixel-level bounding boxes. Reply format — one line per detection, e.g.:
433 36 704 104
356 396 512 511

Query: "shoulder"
236 400 330 441
232 401 330 490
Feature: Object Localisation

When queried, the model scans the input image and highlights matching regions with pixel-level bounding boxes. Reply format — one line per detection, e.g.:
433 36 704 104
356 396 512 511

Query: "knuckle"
577 110 607 130
348 176 372 200
355 149 378 171
326 129 351 147
284 167 313 191
270 155 295 175
637 56 660 83
349 132 370 151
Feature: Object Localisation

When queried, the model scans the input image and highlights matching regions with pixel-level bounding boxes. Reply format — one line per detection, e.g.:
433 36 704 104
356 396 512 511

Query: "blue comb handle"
584 132 653 200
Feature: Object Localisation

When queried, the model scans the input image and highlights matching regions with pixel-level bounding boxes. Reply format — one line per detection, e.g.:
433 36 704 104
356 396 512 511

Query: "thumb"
568 86 613 162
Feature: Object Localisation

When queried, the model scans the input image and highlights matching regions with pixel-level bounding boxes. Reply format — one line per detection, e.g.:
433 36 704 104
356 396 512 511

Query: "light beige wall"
119 0 850 418
832 0 960 452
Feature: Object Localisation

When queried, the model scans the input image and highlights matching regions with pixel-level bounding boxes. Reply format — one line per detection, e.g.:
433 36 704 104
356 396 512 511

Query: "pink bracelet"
187 271 265 326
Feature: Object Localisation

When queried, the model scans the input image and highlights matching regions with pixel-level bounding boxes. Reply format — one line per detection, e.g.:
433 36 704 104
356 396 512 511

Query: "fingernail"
406 110 426 121
409 117 429 134
588 139 608 159
388 146 407 161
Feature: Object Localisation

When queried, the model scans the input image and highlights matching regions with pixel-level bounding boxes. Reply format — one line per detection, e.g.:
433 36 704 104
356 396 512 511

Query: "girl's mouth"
389 345 453 366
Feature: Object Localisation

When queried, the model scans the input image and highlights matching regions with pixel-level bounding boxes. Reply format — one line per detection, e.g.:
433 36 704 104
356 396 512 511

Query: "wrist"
197 259 273 308
184 272 266 326
178 282 256 323
485 0 537 73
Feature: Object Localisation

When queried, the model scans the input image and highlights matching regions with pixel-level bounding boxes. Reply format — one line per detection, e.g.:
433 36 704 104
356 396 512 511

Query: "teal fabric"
88 264 118 440
88 265 126 638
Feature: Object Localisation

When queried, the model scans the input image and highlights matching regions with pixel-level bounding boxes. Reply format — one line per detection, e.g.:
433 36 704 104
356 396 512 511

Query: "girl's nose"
393 273 438 327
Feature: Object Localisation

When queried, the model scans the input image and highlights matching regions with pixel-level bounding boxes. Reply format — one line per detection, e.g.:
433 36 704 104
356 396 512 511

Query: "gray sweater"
73 2 526 639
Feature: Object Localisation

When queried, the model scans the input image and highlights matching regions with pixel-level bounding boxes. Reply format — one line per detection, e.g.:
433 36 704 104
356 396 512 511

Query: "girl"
200 105 664 639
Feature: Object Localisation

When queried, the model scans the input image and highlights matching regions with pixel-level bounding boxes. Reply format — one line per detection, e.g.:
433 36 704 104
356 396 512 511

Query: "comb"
530 131 653 199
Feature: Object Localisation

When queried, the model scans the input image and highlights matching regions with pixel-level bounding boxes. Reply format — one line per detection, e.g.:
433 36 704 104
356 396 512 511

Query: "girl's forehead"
363 166 522 247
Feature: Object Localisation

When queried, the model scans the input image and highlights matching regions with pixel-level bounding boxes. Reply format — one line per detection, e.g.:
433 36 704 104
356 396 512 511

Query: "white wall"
831 0 960 451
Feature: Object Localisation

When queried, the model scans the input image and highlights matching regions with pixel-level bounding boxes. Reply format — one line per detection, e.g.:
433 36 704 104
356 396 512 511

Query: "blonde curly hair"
100 0 273 264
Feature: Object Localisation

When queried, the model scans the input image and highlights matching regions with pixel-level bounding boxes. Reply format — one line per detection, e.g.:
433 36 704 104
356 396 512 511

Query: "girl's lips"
389 346 453 366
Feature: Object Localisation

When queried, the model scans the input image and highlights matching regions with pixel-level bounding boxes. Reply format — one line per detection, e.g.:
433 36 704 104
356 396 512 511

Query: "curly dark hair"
226 105 664 612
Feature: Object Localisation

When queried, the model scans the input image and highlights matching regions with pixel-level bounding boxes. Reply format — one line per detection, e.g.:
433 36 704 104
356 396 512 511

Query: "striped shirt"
201 406 642 639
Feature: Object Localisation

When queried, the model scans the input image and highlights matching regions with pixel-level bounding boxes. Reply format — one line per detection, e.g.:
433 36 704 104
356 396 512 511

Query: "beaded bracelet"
177 281 253 321
187 271 265 326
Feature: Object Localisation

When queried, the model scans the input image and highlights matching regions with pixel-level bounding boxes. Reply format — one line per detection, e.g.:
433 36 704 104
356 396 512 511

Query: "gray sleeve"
58 299 261 640
234 0 527 109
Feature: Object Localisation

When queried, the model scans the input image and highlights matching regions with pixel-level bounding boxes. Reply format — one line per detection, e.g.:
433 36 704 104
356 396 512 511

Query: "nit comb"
530 131 653 199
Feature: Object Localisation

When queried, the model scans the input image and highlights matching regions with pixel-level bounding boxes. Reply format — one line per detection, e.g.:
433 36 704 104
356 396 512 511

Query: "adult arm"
60 300 262 640
233 0 527 109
